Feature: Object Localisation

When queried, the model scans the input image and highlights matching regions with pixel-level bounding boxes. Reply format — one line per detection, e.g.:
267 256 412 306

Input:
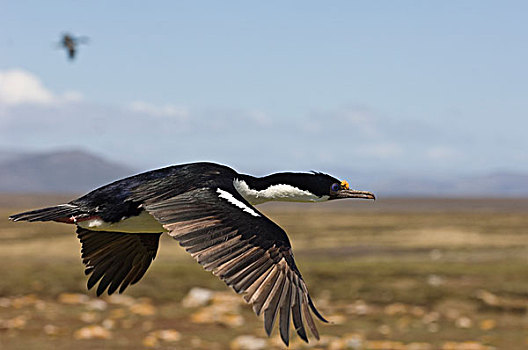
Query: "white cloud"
129 101 188 120
0 69 54 105
339 108 380 136
304 106 381 138
361 143 404 158
426 146 461 161
62 91 84 103
248 110 272 127
0 69 83 106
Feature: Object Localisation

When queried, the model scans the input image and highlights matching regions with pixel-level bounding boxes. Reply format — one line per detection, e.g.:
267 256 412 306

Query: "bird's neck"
234 175 329 205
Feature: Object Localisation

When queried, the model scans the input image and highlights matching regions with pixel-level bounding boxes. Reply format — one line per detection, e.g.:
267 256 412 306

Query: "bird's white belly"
78 211 167 233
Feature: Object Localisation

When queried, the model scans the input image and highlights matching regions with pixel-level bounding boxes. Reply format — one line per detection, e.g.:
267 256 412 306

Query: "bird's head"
306 172 376 201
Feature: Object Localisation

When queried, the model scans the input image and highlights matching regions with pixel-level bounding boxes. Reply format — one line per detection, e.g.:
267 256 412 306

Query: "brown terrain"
1 195 527 349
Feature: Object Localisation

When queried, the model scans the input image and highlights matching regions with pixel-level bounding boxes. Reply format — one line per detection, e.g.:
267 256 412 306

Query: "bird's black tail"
9 204 84 222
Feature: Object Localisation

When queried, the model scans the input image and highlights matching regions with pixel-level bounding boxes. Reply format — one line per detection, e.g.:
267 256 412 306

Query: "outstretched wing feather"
144 187 326 344
76 227 161 296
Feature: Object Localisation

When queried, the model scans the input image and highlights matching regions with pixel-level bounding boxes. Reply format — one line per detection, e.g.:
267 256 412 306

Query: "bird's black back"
71 162 238 222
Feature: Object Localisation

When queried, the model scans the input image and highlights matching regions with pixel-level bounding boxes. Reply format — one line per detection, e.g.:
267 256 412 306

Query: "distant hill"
452 173 528 196
0 150 26 163
0 150 135 193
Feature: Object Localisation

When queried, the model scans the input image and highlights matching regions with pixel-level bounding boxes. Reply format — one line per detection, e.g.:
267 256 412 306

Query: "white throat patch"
233 179 329 205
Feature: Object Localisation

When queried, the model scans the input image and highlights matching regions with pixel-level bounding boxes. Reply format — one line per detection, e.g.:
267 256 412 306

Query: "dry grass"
1 195 528 349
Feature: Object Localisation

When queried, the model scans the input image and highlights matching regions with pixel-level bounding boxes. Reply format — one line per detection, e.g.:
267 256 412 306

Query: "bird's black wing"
142 184 327 345
76 227 162 296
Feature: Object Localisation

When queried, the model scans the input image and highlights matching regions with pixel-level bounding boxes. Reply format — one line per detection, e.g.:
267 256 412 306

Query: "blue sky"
1 1 527 178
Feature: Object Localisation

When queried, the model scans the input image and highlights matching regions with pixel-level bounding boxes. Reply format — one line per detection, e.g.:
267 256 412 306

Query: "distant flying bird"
9 162 375 345
58 33 89 60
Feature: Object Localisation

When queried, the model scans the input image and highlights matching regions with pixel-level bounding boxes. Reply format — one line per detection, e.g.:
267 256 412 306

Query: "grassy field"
1 194 527 349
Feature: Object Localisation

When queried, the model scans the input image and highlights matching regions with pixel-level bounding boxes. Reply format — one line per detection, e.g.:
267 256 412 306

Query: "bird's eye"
331 183 340 192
